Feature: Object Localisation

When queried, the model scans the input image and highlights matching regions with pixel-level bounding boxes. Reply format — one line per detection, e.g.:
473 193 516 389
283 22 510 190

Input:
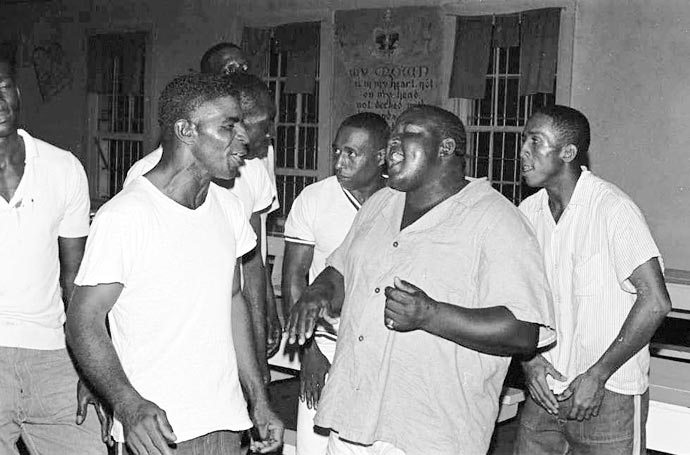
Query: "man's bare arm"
57 236 86 306
384 278 539 356
560 258 671 420
281 241 314 311
65 284 176 454
242 213 268 380
231 263 284 453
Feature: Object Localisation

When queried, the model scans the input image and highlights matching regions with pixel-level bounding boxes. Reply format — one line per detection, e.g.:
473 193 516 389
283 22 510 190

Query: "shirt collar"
537 165 593 213
17 129 39 161
566 166 593 207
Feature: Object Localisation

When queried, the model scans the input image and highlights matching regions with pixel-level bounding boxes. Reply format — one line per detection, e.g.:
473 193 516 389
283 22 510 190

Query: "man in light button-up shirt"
288 105 556 455
514 105 672 455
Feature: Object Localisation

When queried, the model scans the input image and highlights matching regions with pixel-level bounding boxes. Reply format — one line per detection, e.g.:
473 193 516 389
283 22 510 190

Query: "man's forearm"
65 317 141 410
422 302 539 356
232 290 269 406
303 266 345 316
243 250 268 359
590 294 670 381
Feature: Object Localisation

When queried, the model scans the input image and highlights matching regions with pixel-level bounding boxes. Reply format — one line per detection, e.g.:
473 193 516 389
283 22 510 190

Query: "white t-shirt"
0 129 90 350
259 145 280 262
124 146 275 221
283 176 361 346
75 177 256 442
284 176 360 283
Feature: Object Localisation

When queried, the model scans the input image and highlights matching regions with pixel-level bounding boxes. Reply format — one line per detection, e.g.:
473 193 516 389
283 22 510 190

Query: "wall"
0 0 243 161
572 0 690 270
1 0 688 269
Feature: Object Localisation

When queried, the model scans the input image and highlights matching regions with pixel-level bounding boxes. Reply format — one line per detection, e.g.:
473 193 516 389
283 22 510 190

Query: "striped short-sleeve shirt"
519 167 661 395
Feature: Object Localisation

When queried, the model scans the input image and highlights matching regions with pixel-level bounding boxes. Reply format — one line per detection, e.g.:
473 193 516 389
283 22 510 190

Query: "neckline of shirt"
137 175 214 216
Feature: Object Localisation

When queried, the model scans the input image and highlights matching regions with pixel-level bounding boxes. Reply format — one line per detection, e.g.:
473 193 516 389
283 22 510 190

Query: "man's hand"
558 368 607 421
76 379 114 447
383 277 436 332
300 341 330 410
115 397 176 455
287 290 329 345
249 402 284 454
522 354 567 415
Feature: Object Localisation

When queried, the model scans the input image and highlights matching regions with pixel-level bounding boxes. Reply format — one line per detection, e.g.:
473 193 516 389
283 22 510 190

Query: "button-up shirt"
315 179 555 455
519 167 661 395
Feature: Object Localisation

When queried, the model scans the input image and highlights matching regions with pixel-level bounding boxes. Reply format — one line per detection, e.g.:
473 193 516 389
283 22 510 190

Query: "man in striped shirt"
282 113 389 455
514 105 672 455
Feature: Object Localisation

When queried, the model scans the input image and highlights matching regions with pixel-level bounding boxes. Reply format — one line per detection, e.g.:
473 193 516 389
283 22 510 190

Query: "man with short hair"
125 69 281 383
282 112 389 455
289 105 556 455
200 42 249 75
66 73 283 455
514 105 671 455
0 55 106 455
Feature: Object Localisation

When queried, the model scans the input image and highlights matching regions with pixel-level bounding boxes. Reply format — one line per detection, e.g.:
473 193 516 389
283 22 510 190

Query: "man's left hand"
383 277 436 332
558 368 608 421
76 379 114 447
249 402 284 454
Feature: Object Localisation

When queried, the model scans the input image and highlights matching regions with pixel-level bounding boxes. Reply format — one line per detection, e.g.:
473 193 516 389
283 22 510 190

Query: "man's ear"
174 119 196 145
439 138 456 158
560 144 578 163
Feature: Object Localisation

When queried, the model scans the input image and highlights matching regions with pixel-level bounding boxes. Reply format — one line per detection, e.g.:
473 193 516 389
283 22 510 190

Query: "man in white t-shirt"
124 71 280 384
283 113 389 455
514 105 672 454
65 73 283 455
0 55 106 454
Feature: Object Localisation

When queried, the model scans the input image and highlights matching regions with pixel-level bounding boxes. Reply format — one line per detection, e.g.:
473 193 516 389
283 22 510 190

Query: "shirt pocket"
572 252 602 297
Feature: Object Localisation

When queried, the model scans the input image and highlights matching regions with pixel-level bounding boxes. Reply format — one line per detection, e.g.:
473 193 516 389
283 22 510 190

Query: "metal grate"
465 46 555 204
265 31 320 230
89 33 147 200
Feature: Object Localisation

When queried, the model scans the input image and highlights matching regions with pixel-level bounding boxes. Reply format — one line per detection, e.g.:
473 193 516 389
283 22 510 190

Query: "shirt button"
358 335 364 342
374 287 380 293
393 241 399 247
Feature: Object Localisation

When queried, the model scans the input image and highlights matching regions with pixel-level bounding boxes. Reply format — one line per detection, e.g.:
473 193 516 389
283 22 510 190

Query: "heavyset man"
0 55 106 454
66 73 283 455
514 105 672 455
282 112 389 455
289 105 556 455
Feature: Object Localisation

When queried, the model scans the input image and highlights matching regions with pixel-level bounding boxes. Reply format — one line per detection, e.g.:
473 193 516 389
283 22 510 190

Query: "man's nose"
334 153 346 170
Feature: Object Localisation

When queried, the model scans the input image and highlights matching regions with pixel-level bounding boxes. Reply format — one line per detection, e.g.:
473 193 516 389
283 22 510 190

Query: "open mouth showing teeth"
522 165 534 173
387 151 404 167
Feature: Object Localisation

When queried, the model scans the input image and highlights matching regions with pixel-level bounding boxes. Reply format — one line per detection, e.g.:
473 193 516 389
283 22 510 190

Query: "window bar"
295 94 303 170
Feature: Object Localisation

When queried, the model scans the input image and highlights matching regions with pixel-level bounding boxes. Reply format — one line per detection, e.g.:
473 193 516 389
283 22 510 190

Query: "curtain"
241 27 271 77
449 8 560 99
275 22 320 94
87 33 145 95
519 8 560 96
448 16 492 99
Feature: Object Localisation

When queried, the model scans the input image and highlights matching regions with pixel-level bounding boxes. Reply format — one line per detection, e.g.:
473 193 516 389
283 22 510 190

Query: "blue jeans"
513 389 648 455
0 346 105 455
122 430 244 455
